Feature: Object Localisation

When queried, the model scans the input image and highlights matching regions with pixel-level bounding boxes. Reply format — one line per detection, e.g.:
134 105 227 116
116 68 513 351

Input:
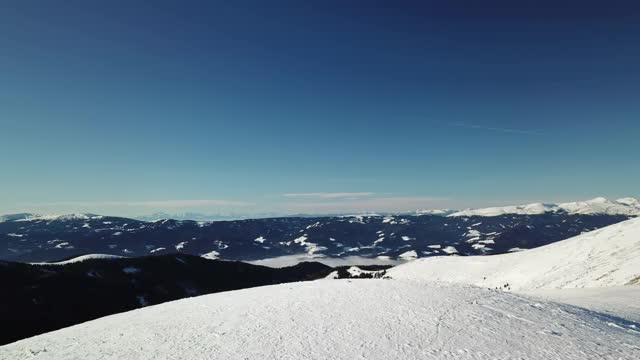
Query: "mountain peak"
448 197 640 217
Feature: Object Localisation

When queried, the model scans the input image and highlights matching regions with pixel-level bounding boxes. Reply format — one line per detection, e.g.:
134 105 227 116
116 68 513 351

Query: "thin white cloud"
282 192 375 199
453 122 541 135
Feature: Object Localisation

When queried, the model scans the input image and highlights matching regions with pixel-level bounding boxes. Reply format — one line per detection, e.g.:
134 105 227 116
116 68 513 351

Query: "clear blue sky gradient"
1 1 639 215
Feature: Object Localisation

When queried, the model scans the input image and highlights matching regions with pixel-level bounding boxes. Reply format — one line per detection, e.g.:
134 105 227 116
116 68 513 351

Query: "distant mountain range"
446 197 640 217
1 197 637 263
6 197 638 223
122 197 639 222
133 212 286 222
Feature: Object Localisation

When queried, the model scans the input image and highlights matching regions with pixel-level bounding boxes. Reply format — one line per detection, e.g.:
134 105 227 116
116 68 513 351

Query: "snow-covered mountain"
2 218 640 358
448 197 640 217
388 216 640 290
414 208 457 216
0 213 105 223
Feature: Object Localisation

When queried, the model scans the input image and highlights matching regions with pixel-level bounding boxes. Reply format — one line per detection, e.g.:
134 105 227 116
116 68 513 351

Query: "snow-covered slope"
448 197 640 217
2 279 639 360
526 286 640 323
388 217 640 290
559 197 640 216
34 254 125 265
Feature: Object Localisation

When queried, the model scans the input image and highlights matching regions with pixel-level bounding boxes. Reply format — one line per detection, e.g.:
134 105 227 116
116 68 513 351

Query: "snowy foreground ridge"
2 280 639 360
388 216 640 290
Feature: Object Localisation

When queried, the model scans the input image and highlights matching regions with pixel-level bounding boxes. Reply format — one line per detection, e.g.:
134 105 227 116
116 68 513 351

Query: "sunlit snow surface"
31 254 124 265
388 217 640 290
526 286 640 323
1 280 638 360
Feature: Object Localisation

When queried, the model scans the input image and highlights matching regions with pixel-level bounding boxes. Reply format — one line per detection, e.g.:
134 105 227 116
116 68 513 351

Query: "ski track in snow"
1 279 639 360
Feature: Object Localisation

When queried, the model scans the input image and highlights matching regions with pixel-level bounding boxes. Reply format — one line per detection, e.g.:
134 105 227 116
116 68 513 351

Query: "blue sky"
1 1 639 216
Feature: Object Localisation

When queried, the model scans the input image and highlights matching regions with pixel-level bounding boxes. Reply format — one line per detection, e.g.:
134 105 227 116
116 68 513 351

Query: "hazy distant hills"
133 212 286 222
130 197 640 221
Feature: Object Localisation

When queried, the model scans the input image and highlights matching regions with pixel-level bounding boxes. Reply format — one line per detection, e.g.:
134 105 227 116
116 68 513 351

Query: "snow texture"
389 217 640 290
1 280 638 359
200 251 220 260
345 266 386 278
525 286 640 323
398 250 417 259
14 213 98 222
414 209 456 216
32 254 124 265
